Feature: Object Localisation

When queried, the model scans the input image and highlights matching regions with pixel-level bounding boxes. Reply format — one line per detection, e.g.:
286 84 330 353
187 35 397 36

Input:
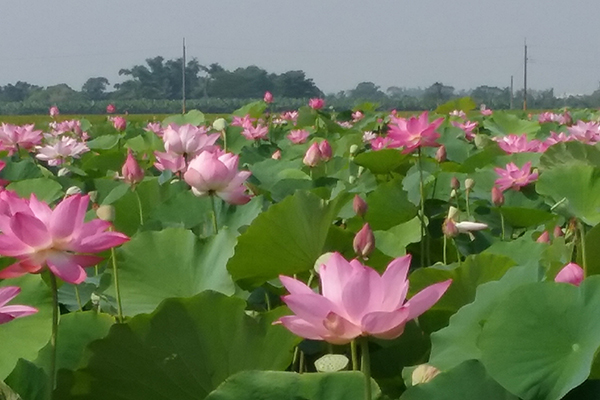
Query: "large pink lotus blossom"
183 150 251 205
567 121 600 144
287 129 310 144
493 134 542 153
451 120 478 141
275 252 451 344
154 124 220 173
48 120 86 140
387 112 443 153
309 98 325 110
0 286 38 325
542 131 576 150
494 161 539 192
0 193 129 284
0 124 43 154
35 137 89 166
241 124 269 141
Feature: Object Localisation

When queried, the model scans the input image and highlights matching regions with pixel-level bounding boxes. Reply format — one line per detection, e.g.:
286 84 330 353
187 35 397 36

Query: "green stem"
443 235 448 265
222 129 227 152
465 189 471 220
110 228 124 323
453 238 462 267
299 350 305 374
264 290 271 311
351 339 359 371
49 273 59 398
133 190 144 226
417 149 427 268
360 336 372 400
579 220 588 277
500 209 506 241
210 195 219 234
74 286 83 312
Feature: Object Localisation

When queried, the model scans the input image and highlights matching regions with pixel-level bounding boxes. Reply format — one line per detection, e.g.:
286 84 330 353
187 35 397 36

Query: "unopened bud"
271 149 282 160
353 195 368 218
450 177 460 190
435 145 446 162
555 262 584 286
553 225 564 238
303 142 322 167
464 178 475 190
412 364 441 386
536 231 550 243
491 186 504 207
450 189 457 198
96 205 115 222
319 140 333 161
353 223 375 258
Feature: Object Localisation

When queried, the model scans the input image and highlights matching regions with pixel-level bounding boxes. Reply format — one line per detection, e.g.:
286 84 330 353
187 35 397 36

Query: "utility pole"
523 39 528 110
510 75 514 109
182 37 187 114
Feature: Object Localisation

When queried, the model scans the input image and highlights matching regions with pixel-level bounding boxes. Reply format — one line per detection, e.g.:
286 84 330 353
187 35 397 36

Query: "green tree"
81 77 110 100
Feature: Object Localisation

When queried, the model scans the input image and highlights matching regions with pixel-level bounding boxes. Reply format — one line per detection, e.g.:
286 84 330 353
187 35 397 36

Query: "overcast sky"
1 0 599 96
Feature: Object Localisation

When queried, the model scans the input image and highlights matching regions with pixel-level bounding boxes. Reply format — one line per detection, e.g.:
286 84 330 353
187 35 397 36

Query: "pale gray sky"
1 0 599 95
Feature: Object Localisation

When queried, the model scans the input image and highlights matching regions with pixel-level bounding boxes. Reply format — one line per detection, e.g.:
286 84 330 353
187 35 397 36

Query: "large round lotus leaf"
400 360 517 400
353 149 408 174
540 141 600 169
7 178 63 203
55 291 299 400
536 164 600 226
366 177 418 231
479 277 600 400
111 227 236 316
205 371 381 400
0 276 53 380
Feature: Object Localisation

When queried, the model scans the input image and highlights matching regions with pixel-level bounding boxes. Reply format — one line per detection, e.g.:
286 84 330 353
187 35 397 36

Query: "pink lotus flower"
264 91 274 104
303 142 321 167
287 129 310 144
48 120 85 139
154 152 186 173
231 115 256 129
494 162 539 192
435 145 446 162
122 149 144 185
363 131 377 142
106 104 116 114
183 150 252 205
162 124 219 156
353 195 368 218
319 140 332 161
554 262 584 286
275 252 452 344
353 223 375 258
309 98 325 110
387 112 443 153
493 134 542 153
352 111 364 122
281 111 299 122
49 106 59 118
370 136 393 150
0 193 129 284
35 137 89 166
480 105 492 116
0 286 38 325
536 231 550 243
451 120 478 141
567 121 600 144
110 116 127 131
145 122 163 136
241 124 269 141
0 124 43 154
491 186 504 206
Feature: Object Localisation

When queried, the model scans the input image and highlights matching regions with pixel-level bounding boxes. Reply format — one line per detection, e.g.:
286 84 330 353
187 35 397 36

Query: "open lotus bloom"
0 192 129 284
0 286 38 325
276 252 451 344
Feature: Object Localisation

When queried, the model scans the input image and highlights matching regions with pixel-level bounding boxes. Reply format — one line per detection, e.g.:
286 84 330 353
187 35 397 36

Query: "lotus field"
2 96 600 400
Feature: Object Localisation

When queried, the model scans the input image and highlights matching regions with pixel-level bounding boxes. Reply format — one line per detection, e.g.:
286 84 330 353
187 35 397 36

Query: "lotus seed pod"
96 205 115 222
442 218 459 238
212 118 227 131
412 364 441 385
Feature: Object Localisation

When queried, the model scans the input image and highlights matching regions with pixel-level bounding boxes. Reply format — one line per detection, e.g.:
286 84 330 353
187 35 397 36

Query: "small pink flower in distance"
264 91 273 104
49 106 59 118
111 116 127 131
480 105 492 116
363 131 377 142
451 120 478 141
0 193 129 284
319 140 332 161
287 129 310 144
145 122 163 136
275 252 452 344
370 136 394 151
281 111 299 122
241 124 269 141
183 150 252 205
554 262 584 286
231 115 256 129
35 137 89 166
352 111 364 122
387 112 443 153
493 134 542 153
0 124 43 154
494 162 539 192
567 121 600 144
303 142 321 167
449 110 466 119
0 286 38 325
271 150 282 160
106 104 116 114
122 149 144 185
309 98 325 110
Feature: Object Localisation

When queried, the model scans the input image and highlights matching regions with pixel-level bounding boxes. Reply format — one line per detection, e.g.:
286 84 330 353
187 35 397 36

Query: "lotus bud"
106 104 116 114
447 206 459 220
111 116 127 131
443 218 459 238
435 145 446 162
212 118 227 131
353 223 375 259
357 166 365 177
65 186 82 196
491 186 504 207
450 177 460 190
536 231 550 243
49 105 59 117
555 262 584 286
319 140 333 161
122 149 144 185
353 195 368 218
464 178 475 190
450 189 457 198
303 142 322 167
96 205 115 222
553 225 564 238
412 364 441 386
57 167 70 177
349 144 359 155
271 149 282 160
263 91 274 104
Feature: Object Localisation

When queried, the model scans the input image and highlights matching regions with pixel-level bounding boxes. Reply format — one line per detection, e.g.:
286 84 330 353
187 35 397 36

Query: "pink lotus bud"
111 116 127 131
435 145 447 162
491 186 504 207
264 91 274 103
553 225 564 238
271 149 282 160
319 140 332 161
353 195 368 218
49 106 59 117
450 177 460 190
122 149 144 185
309 98 325 110
353 223 375 258
443 218 459 238
106 104 116 114
303 142 322 167
555 262 584 286
536 231 550 243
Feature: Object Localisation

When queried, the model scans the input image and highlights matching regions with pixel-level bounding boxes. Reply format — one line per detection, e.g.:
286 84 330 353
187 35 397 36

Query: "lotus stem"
49 273 59 398
221 129 227 152
453 238 462 267
500 210 506 241
417 148 427 268
75 286 83 312
579 220 587 277
133 190 144 226
210 195 219 234
351 339 359 371
443 235 448 265
360 336 372 400
465 189 471 220
110 227 124 323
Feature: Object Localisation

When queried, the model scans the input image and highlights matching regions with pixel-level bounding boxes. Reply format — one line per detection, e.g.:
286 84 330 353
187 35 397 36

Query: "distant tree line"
1 56 600 114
